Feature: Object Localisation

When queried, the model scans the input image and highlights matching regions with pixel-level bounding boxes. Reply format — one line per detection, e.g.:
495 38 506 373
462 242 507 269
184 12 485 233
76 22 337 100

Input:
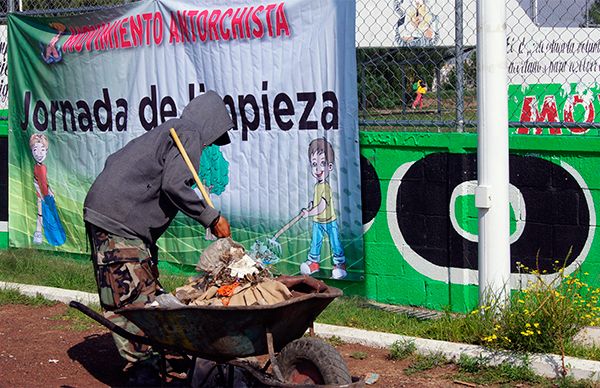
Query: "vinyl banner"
8 0 364 280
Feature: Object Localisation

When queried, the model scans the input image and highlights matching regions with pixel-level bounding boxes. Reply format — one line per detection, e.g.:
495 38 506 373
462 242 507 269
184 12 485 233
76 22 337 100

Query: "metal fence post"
436 65 442 120
7 0 15 13
401 65 407 114
455 0 465 133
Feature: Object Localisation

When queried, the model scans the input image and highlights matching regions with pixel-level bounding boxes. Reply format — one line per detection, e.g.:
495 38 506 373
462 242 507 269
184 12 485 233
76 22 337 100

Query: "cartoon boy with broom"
299 138 347 280
30 133 66 246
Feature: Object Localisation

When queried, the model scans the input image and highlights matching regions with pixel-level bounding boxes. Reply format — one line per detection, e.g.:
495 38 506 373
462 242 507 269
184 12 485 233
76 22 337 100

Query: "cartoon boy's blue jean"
308 221 345 265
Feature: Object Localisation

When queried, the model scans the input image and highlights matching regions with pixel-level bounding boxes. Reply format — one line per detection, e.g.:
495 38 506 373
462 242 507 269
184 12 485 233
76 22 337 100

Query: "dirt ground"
0 303 486 387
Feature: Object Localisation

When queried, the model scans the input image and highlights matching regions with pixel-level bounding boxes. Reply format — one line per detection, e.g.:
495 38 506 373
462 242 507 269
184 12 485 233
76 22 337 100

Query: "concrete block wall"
344 132 600 312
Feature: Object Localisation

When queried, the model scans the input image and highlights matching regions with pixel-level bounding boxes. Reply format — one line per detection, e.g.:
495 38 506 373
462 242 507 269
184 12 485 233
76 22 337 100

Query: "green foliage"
456 354 486 373
456 357 541 386
324 335 345 347
50 303 102 331
0 287 57 306
349 351 368 360
0 248 189 294
404 352 446 375
588 0 600 26
476 262 600 357
0 249 96 292
388 339 416 360
199 145 229 196
357 47 450 110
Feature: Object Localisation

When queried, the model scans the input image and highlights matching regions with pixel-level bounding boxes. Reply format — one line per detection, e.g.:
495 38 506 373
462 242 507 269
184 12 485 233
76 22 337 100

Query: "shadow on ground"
67 333 128 386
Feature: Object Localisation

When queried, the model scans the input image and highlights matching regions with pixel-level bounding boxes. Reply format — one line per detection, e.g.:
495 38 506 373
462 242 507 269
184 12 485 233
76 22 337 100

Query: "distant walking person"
412 79 427 109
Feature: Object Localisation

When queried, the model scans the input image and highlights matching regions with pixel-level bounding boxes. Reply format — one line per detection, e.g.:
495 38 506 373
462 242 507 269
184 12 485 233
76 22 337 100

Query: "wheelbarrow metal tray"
116 286 342 362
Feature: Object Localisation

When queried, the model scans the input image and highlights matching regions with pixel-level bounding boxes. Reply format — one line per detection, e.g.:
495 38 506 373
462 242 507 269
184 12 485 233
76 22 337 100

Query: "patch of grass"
0 249 96 292
349 351 368 360
388 339 416 360
455 359 541 386
551 376 598 388
0 287 57 306
404 352 447 375
456 354 486 373
50 303 103 331
324 335 345 347
564 342 600 362
0 248 189 294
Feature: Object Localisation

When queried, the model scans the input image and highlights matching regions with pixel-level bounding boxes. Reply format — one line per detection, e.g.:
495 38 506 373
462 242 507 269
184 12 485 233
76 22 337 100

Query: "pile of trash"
172 238 292 307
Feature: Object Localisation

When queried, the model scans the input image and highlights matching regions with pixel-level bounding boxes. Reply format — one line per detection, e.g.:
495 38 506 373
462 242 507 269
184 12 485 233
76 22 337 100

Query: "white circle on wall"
448 180 527 244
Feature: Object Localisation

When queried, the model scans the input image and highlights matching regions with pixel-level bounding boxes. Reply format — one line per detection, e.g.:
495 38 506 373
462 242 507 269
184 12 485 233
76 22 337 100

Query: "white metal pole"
476 0 511 306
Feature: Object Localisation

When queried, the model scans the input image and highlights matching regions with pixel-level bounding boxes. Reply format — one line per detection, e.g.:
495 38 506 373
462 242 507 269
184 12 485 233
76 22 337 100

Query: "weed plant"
473 257 600 374
388 339 416 360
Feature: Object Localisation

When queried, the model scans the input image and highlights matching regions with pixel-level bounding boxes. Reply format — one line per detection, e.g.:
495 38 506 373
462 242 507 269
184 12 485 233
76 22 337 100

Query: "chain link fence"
0 0 598 133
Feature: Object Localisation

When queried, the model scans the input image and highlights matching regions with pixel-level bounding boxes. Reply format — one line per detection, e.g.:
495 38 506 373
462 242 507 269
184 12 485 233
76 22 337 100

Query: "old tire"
276 337 351 385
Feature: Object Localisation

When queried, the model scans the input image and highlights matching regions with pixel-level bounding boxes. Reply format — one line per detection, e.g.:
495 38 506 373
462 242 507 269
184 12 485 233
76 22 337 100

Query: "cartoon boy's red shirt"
34 163 49 197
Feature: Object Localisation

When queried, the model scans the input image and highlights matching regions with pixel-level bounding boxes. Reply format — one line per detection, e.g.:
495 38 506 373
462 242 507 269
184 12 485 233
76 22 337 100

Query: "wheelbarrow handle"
68 301 154 347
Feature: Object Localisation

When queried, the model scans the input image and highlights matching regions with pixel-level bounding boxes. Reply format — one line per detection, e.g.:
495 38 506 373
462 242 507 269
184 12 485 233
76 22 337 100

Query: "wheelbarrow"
69 284 363 387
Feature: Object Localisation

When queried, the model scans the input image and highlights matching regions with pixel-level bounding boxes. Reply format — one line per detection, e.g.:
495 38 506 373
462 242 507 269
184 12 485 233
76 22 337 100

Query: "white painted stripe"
0 221 7 232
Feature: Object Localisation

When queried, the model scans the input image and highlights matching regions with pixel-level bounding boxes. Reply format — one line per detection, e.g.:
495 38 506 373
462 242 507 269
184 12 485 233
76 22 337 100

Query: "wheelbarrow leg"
266 329 285 382
158 349 168 386
227 364 235 387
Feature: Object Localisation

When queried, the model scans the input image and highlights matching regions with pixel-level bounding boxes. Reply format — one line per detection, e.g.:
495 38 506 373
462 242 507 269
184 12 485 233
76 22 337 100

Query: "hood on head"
180 90 234 146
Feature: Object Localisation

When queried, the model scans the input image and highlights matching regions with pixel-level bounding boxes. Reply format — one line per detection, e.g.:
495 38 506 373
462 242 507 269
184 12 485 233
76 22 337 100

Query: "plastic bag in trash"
197 237 245 273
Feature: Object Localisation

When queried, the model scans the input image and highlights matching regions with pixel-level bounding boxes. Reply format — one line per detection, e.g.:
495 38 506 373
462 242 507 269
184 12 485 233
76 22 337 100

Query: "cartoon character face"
31 142 48 163
310 151 333 182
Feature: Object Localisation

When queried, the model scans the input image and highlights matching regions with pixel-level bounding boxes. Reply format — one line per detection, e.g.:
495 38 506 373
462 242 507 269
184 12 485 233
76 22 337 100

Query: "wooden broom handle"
169 128 215 208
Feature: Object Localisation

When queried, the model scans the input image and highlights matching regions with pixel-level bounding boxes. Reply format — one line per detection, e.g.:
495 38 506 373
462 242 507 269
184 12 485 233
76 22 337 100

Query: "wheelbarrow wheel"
276 337 351 385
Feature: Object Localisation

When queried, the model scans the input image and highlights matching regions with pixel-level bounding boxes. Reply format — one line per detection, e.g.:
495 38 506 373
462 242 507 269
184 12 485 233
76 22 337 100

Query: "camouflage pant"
87 223 161 364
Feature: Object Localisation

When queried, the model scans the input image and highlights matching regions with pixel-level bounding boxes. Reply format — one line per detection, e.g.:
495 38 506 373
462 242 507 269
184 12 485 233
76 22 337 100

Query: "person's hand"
300 208 309 218
211 216 231 238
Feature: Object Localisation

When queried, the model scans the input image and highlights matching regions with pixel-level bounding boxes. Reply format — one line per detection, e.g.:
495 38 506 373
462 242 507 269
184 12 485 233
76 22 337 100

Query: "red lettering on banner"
252 6 265 38
143 13 153 45
84 25 99 51
244 6 254 38
130 15 143 46
231 7 247 39
265 4 277 37
59 3 292 54
197 10 208 42
208 9 221 40
99 22 113 50
187 10 199 42
169 12 180 43
178 11 191 42
275 3 290 37
153 12 163 45
220 8 232 40
73 26 86 52
119 19 132 48
62 27 78 52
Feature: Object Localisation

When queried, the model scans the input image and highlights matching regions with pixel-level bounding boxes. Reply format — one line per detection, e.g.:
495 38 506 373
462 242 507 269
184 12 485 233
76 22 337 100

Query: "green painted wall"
340 132 600 312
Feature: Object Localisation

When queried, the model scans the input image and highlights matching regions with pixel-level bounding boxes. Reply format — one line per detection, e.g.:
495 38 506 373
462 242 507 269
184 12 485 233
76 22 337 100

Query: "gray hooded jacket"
83 91 233 244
